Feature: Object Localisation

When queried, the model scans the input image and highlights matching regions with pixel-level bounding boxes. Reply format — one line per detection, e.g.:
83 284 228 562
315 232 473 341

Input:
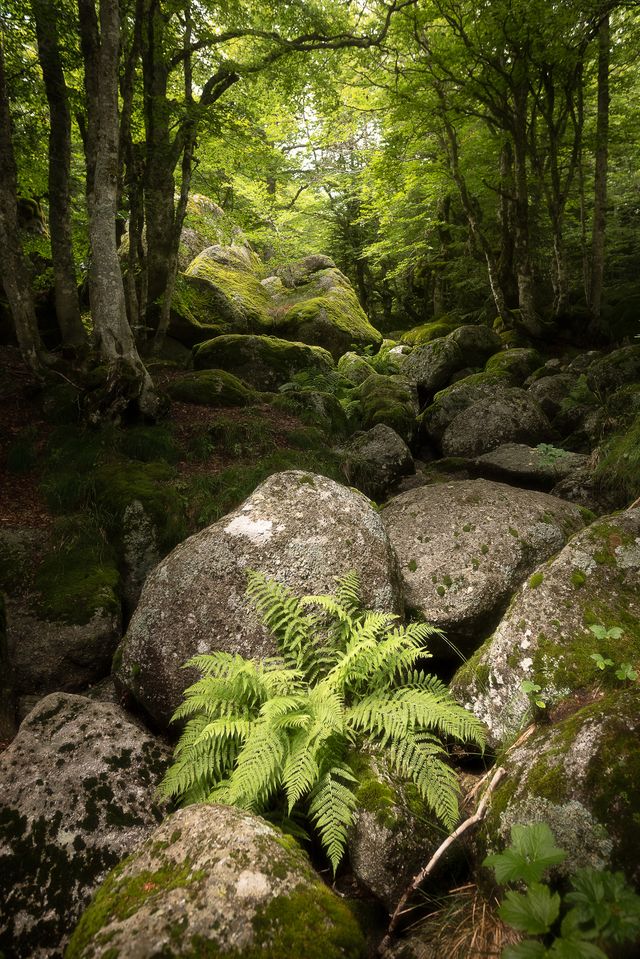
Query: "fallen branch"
378 765 507 956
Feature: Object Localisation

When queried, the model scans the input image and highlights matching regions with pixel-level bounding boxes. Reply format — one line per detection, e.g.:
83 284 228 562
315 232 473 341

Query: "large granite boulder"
269 266 383 360
473 443 588 491
483 347 544 385
381 479 584 653
441 388 551 457
420 372 513 447
481 688 640 887
193 333 334 391
527 373 580 420
115 471 402 728
402 325 501 395
66 804 366 959
338 351 377 385
451 509 640 745
0 693 169 958
354 373 420 444
340 424 415 502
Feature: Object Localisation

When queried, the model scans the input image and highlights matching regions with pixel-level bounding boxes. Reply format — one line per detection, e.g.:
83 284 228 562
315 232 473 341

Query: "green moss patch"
193 334 334 392
169 370 256 408
400 318 459 345
355 373 418 444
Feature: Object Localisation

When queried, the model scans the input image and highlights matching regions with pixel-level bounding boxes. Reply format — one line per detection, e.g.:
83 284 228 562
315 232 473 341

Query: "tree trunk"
497 141 518 310
589 13 609 333
33 0 86 353
511 81 544 336
79 0 158 418
0 38 48 373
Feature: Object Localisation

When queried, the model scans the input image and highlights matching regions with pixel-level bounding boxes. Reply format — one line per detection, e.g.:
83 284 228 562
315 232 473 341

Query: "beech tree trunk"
589 14 610 333
33 0 86 353
512 80 544 336
0 39 48 373
79 0 158 418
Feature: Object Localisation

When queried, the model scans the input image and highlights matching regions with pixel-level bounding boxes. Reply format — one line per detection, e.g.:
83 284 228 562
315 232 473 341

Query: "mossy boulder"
338 351 377 385
348 752 443 910
355 373 420 445
1 523 121 703
481 688 640 887
269 267 382 360
594 410 640 506
193 333 334 392
269 388 349 436
451 508 640 746
381 479 584 655
400 318 459 345
66 804 366 959
527 373 581 421
441 387 551 457
484 347 544 385
0 693 169 958
473 443 588 492
177 193 225 269
586 344 640 398
419 371 513 447
276 253 337 286
402 325 501 395
340 424 414 503
115 471 402 728
168 369 256 407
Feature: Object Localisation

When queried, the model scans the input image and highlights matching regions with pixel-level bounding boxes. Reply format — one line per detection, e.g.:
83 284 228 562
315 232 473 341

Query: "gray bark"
589 14 609 332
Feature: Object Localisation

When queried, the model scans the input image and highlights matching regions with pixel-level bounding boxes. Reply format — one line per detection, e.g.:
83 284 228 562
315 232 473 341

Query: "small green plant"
588 625 637 683
485 822 640 958
590 652 614 671
588 624 623 643
536 444 569 467
521 680 546 711
159 571 486 872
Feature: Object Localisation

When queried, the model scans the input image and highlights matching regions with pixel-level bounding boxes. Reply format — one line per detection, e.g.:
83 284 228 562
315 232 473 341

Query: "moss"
436 585 446 597
177 249 272 336
354 373 417 444
571 569 587 588
169 369 256 408
93 461 186 552
594 412 640 503
34 516 120 625
407 559 418 572
484 348 543 382
193 334 334 392
529 572 544 590
400 318 459 345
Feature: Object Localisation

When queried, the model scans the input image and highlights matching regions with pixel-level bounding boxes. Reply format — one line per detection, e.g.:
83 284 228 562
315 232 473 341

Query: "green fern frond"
334 570 362 617
308 764 359 874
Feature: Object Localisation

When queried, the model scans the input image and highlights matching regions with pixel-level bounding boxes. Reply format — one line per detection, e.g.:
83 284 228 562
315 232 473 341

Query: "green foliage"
588 625 638 683
521 681 546 712
159 571 486 872
484 823 640 958
535 445 569 467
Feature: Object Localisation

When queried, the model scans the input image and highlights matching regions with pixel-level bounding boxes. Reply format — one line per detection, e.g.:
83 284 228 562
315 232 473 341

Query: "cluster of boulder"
2 238 640 957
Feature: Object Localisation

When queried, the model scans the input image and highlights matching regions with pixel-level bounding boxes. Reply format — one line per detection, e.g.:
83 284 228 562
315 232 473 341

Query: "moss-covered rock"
484 347 544 385
340 424 414 502
451 508 640 746
354 373 420 445
441 387 551 458
594 410 640 506
382 479 584 656
586 344 640 398
168 369 256 407
0 693 169 958
337 351 377 385
66 804 367 959
269 267 382 360
420 371 513 447
400 318 460 346
194 333 334 392
481 688 640 887
473 443 588 491
403 324 501 395
268 388 350 436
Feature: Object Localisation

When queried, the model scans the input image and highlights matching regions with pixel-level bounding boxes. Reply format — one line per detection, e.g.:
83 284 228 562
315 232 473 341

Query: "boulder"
340 424 414 502
527 373 580 420
484 348 544 385
0 526 121 701
473 443 588 491
276 253 337 287
420 372 512 447
400 317 460 346
193 333 334 391
441 388 551 457
269 388 349 435
381 479 584 654
586 345 640 398
451 509 640 746
402 325 501 395
269 267 382 360
348 752 442 911
338 351 377 385
0 693 169 958
355 373 420 445
66 804 366 959
168 368 256 407
481 688 640 887
115 471 402 728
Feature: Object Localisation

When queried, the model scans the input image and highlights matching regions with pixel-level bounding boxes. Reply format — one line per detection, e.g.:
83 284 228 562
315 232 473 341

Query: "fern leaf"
308 764 359 873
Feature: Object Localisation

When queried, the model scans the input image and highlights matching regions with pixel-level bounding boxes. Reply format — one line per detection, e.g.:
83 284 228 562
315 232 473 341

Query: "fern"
159 570 486 873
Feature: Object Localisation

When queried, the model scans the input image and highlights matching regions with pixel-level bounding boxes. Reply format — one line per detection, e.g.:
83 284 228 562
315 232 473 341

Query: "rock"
193 333 334 391
481 688 640 887
115 471 402 728
527 373 580 420
276 253 337 286
550 465 617 515
338 351 377 385
168 368 256 407
0 693 169 958
121 500 161 616
403 325 501 395
381 479 584 654
441 388 551 457
355 373 420 445
586 345 640 397
451 509 640 746
177 194 225 269
348 753 441 910
400 317 460 345
473 443 588 491
341 425 414 502
66 804 366 959
269 388 349 435
0 526 121 699
269 267 383 360
420 372 512 446
484 348 544 385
